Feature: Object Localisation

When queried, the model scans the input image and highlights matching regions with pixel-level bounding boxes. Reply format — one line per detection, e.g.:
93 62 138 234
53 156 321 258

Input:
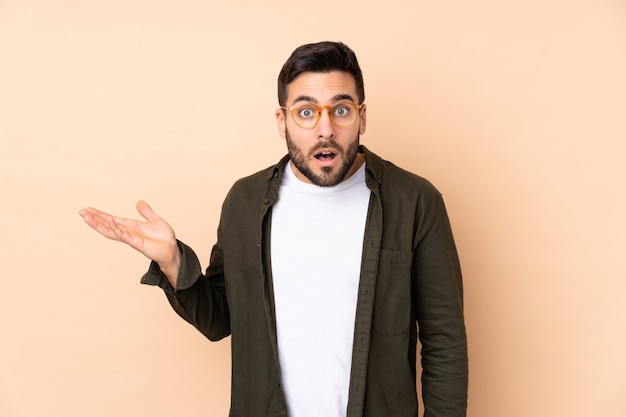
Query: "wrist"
158 242 181 288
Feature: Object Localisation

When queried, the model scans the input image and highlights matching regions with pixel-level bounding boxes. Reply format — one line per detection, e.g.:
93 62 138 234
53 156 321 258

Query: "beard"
285 129 360 187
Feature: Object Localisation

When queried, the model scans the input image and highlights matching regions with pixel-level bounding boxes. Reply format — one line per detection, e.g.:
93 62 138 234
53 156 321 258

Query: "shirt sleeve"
413 191 468 417
140 239 231 342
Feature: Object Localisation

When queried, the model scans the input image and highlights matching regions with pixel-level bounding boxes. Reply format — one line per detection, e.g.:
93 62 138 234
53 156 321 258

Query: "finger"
80 209 123 241
80 207 114 226
136 200 160 222
80 207 122 225
82 206 140 230
80 207 106 217
79 208 106 229
109 219 131 243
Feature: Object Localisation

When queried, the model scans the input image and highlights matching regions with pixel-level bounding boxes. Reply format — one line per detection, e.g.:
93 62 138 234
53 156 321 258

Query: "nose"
316 108 335 139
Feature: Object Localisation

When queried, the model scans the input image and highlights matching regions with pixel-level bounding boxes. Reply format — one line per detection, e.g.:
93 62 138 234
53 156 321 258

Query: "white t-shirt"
270 162 370 417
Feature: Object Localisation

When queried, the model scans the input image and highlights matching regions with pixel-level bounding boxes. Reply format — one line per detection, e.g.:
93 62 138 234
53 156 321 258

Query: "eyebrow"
291 94 356 105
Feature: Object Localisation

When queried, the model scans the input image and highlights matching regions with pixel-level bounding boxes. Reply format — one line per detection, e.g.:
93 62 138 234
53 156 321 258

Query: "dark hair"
277 41 365 106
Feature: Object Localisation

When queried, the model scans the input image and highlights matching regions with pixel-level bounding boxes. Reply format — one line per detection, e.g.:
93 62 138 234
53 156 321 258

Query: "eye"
297 106 316 119
333 104 352 117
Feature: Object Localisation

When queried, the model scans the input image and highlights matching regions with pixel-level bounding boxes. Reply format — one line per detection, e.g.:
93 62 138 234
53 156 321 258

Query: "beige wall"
1 1 625 416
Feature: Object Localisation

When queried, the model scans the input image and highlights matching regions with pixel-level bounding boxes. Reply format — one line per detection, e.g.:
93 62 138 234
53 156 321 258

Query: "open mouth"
314 151 336 161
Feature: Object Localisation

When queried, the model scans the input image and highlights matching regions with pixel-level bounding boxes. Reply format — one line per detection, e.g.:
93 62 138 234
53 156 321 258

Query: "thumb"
136 200 160 222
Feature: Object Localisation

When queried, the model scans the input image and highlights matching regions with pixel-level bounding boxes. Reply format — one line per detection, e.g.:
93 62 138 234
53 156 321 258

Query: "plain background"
1 0 625 416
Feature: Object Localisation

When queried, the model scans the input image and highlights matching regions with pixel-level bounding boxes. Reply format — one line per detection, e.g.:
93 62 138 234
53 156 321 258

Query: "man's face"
275 71 367 187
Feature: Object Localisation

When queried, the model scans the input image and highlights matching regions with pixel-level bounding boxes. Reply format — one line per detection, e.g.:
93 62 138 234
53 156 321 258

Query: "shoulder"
385 160 439 191
231 165 274 191
223 154 289 204
363 146 442 198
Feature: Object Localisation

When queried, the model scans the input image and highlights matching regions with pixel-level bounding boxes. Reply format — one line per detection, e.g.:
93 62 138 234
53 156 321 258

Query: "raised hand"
79 200 181 286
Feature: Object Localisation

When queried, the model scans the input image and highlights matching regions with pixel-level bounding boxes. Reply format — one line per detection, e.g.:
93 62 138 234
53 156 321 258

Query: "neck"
343 152 365 181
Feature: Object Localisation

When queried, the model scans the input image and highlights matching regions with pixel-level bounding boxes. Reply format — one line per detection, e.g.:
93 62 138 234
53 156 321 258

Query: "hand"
79 200 181 285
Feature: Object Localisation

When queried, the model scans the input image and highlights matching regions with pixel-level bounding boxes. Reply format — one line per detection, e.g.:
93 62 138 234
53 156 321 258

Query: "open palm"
79 200 179 268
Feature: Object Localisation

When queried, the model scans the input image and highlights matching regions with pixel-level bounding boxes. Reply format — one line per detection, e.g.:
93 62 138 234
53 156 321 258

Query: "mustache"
310 141 343 154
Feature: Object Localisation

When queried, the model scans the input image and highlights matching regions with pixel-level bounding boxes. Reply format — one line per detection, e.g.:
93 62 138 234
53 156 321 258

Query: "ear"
275 108 287 139
358 104 367 135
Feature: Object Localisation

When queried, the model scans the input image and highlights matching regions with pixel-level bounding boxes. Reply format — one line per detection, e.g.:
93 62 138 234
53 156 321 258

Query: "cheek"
346 126 362 143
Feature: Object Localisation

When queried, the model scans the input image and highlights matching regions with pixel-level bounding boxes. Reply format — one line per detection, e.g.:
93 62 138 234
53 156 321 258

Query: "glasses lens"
292 103 319 128
330 102 357 127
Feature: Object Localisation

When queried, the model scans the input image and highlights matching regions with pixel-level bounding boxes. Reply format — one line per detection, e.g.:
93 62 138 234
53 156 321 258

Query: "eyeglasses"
281 101 363 129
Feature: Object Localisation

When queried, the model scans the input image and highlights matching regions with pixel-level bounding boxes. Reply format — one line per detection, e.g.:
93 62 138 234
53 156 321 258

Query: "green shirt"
141 145 468 417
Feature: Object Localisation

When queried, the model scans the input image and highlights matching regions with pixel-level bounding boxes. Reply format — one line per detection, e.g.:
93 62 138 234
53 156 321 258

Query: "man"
80 41 468 417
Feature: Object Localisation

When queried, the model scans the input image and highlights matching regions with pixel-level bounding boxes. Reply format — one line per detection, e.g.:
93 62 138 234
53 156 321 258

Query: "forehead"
286 71 357 104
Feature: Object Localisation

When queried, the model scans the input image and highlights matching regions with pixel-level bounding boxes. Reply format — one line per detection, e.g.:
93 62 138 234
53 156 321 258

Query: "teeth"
315 151 335 160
